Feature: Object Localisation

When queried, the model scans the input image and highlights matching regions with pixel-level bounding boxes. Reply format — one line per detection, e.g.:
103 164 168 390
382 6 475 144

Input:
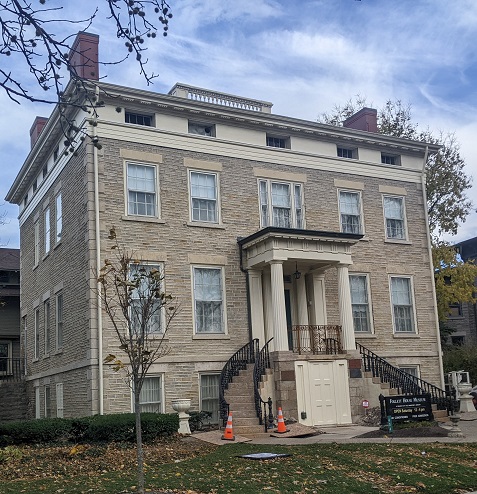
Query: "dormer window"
337 146 357 159
188 122 215 137
125 111 153 127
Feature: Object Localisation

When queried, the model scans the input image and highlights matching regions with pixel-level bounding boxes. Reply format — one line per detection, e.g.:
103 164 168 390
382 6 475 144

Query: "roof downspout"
421 145 445 388
92 86 104 414
238 240 253 342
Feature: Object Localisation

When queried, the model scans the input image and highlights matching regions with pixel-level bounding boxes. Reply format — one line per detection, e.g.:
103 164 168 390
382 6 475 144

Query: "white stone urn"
172 398 191 435
457 382 475 413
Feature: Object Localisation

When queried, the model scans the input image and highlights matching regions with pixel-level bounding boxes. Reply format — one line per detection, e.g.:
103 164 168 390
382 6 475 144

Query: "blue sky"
1 0 476 247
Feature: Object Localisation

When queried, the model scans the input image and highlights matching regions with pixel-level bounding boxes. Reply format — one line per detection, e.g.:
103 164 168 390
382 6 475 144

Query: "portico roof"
238 227 363 270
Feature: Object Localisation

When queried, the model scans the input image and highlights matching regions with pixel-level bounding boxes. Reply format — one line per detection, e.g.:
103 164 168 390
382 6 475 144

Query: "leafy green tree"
97 227 178 494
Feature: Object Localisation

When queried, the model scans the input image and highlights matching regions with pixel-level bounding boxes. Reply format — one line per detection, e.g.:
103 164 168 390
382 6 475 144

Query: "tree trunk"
135 389 145 494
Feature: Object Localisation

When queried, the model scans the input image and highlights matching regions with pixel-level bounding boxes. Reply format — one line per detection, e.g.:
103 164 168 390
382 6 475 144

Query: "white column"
270 260 289 351
262 270 273 345
337 263 356 351
312 273 327 325
296 275 309 326
248 269 265 345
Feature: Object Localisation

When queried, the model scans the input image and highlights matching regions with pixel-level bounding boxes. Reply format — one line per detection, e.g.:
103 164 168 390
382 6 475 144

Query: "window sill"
42 252 50 261
385 239 412 245
32 358 39 363
358 236 370 242
192 334 230 340
186 222 226 230
33 263 39 271
53 240 62 250
393 333 419 338
121 215 166 224
355 333 376 338
53 349 63 355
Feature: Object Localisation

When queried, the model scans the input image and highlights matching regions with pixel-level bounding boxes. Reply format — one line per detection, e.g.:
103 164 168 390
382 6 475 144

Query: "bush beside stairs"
223 364 270 437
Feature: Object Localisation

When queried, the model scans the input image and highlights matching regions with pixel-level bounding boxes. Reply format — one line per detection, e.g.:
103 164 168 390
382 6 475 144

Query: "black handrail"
253 338 274 432
219 339 259 425
0 358 24 382
356 342 454 411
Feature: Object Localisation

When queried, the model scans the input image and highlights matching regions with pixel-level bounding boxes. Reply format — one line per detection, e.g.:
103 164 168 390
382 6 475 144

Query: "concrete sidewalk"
193 410 477 446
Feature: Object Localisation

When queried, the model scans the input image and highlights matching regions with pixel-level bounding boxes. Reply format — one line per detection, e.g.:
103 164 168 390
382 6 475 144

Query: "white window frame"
35 386 41 419
34 221 40 266
383 195 407 241
188 170 220 224
0 340 12 375
188 121 215 137
381 153 401 166
134 374 164 413
258 179 304 229
349 274 373 333
56 383 64 418
126 162 159 218
44 299 51 355
337 146 357 159
399 365 420 379
44 206 51 255
55 193 62 244
34 307 40 359
390 275 417 334
128 263 165 335
44 385 51 418
56 292 63 350
199 373 221 424
192 266 226 335
338 189 364 235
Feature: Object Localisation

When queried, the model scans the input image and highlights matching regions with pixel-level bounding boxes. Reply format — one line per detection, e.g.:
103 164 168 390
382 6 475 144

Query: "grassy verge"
1 439 477 493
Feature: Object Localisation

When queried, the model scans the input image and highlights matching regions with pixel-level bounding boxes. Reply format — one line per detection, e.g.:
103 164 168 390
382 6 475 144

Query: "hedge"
0 413 179 446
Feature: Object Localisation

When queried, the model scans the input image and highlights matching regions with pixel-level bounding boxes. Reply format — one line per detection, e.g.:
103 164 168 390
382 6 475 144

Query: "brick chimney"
69 32 99 81
343 107 378 133
30 116 48 148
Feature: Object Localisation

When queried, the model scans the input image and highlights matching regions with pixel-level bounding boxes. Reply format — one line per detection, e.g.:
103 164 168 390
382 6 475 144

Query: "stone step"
224 394 255 405
233 425 267 436
232 417 261 427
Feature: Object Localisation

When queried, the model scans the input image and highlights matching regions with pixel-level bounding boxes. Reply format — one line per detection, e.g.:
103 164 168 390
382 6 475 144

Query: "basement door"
295 360 352 427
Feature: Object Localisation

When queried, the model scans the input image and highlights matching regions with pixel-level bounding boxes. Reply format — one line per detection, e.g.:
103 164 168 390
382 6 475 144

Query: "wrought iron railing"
0 358 24 382
290 325 342 355
357 342 454 411
219 339 259 425
253 338 274 433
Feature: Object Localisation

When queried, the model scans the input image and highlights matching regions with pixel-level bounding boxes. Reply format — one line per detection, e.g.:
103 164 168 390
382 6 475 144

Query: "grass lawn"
1 438 477 494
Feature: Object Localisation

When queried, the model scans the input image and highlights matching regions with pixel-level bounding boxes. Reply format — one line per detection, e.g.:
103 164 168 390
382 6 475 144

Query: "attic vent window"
125 112 153 127
188 122 215 137
337 147 357 159
266 136 289 149
381 153 400 166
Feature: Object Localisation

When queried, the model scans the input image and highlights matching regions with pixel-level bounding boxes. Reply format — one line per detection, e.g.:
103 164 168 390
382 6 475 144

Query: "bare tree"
0 0 173 105
97 227 178 494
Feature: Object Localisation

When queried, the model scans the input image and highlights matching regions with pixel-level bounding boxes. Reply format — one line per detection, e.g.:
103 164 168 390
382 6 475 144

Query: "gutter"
421 145 445 388
92 86 104 414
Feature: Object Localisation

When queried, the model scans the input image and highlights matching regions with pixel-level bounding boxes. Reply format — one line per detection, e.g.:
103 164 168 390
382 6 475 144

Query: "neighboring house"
445 236 477 345
0 247 26 421
5 32 445 426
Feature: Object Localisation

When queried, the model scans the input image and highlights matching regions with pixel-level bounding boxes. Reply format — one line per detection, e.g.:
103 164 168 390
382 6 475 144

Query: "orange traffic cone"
275 407 288 433
221 412 235 441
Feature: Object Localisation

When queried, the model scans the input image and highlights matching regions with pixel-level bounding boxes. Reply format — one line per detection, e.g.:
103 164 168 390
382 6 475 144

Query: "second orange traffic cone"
275 407 288 433
221 412 235 441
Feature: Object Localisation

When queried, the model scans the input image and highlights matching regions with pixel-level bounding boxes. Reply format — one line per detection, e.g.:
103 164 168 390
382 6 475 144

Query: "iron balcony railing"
0 358 24 382
219 339 259 426
290 325 342 355
253 338 274 432
357 342 454 411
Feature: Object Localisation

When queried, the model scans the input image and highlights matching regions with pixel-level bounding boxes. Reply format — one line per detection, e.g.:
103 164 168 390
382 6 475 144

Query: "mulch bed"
356 425 449 438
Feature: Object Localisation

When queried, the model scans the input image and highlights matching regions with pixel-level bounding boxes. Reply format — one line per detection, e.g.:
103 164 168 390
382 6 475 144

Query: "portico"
238 227 363 353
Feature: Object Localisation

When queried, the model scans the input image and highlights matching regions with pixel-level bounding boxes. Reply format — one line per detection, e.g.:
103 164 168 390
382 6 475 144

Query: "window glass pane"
271 182 291 228
384 197 403 220
350 275 370 332
190 172 217 222
200 374 220 424
56 194 62 242
259 181 269 227
139 376 162 413
340 191 361 234
194 268 223 333
391 277 414 332
44 208 50 254
56 293 63 349
127 164 156 216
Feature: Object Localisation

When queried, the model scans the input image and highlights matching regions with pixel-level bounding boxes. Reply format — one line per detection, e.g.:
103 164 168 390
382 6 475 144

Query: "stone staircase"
223 364 267 436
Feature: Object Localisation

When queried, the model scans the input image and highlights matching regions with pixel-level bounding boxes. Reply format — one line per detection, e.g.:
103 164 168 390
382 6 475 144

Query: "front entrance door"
284 289 293 350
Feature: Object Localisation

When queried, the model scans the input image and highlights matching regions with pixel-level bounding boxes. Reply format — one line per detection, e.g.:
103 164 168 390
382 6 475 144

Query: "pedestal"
457 383 475 413
172 399 191 435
